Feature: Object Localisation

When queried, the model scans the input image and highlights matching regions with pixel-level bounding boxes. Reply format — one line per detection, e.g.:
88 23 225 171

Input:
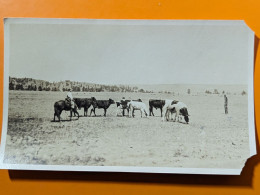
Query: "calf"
74 97 97 116
127 101 149 118
90 98 115 117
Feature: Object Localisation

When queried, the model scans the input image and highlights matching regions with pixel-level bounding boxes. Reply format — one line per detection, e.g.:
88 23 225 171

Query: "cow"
116 99 142 116
161 99 179 121
90 98 115 117
167 101 189 124
149 99 166 117
161 100 189 124
53 100 79 122
74 97 97 116
127 101 149 118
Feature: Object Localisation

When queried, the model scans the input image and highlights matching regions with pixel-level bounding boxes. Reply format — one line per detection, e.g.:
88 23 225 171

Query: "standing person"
121 97 127 116
224 94 228 114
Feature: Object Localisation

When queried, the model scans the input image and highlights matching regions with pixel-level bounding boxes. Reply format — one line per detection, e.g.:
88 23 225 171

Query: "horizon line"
9 76 247 86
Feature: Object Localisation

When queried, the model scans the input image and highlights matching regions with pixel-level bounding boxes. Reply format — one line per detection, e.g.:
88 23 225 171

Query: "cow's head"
184 116 189 124
116 102 121 107
109 98 115 104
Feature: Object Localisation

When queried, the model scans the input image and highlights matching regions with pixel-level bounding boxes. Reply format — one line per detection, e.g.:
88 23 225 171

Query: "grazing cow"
161 99 179 122
74 97 97 116
149 99 166 117
116 99 142 116
167 102 189 123
162 100 189 124
90 98 115 117
54 100 79 122
127 101 149 118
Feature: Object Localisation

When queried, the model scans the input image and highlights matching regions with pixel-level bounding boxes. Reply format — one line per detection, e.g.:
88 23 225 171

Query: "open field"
3 90 249 169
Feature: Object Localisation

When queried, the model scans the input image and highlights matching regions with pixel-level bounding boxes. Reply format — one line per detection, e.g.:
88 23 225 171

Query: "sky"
7 20 252 85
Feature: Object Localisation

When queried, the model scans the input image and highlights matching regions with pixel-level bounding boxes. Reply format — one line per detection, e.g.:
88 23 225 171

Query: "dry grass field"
3 90 250 169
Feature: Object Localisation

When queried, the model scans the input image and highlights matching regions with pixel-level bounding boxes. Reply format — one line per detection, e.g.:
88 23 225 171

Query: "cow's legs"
87 107 89 116
170 110 174 121
167 110 172 121
140 109 143 118
104 108 107 116
144 108 149 118
73 108 79 119
132 109 135 118
177 110 180 122
161 107 167 121
160 108 163 117
174 109 180 122
84 107 86 116
93 108 96 116
70 110 72 121
90 108 96 116
149 106 152 116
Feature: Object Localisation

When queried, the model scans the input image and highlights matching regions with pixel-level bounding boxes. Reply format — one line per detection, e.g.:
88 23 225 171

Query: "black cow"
116 99 142 116
90 98 115 117
54 100 79 122
74 97 97 116
149 99 166 117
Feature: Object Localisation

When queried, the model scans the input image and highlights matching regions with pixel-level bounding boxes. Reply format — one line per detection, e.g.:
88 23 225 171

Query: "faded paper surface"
0 19 256 175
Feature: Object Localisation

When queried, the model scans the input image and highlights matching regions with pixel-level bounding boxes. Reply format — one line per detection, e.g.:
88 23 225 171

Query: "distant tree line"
205 89 247 95
8 77 153 93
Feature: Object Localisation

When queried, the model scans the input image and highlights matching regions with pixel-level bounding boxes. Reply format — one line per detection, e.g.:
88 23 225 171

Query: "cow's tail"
54 102 58 113
148 100 153 110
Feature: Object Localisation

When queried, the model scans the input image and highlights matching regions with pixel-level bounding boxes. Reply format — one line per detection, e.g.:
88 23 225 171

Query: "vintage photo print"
0 19 256 175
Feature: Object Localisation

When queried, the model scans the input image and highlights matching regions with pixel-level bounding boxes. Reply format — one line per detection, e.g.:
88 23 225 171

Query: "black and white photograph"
0 19 256 174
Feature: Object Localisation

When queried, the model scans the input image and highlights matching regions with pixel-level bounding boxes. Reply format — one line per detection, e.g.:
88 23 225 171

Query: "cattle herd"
53 97 190 124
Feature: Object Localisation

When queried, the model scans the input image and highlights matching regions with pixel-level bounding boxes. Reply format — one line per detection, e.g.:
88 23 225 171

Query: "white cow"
127 101 149 118
161 100 189 124
161 99 176 121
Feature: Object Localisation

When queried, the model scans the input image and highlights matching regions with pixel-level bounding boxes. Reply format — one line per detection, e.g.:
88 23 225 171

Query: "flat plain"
3 90 250 169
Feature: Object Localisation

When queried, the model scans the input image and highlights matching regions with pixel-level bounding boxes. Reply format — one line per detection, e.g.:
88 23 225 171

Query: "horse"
127 101 149 118
53 100 79 122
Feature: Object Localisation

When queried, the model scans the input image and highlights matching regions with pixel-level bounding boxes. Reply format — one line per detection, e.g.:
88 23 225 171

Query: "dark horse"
53 100 79 122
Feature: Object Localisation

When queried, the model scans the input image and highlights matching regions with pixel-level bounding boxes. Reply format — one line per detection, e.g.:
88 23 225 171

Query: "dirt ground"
3 90 250 169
